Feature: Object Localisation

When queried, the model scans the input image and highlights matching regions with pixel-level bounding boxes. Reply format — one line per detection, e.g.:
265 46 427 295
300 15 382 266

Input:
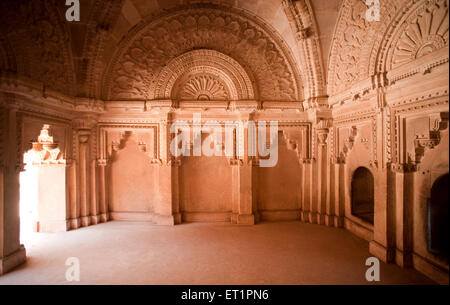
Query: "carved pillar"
369 164 396 264
316 126 329 225
78 131 90 227
388 163 415 267
230 160 240 224
97 159 108 222
153 113 181 225
0 104 26 275
154 158 181 225
231 115 256 225
235 160 256 225
69 157 79 229
300 159 312 222
334 159 345 228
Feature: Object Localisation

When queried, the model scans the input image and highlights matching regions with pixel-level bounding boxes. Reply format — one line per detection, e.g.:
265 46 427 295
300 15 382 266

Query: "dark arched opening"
428 173 449 259
351 167 374 225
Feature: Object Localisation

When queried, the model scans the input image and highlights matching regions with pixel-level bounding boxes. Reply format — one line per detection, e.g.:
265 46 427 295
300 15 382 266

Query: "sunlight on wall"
19 151 38 248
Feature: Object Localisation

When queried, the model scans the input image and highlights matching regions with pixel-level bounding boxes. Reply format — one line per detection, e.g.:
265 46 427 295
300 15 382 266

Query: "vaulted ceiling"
0 0 343 101
1 0 447 104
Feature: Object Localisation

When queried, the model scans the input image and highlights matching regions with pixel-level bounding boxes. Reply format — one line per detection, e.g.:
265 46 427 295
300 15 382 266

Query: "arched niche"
179 130 233 223
109 131 158 217
350 167 375 225
427 173 449 259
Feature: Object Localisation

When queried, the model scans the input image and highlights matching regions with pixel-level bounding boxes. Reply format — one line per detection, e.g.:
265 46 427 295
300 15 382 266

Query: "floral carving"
103 6 302 102
391 0 449 69
180 75 228 101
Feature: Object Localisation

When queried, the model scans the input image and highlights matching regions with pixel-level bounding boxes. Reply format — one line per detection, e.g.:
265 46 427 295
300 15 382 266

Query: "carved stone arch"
373 0 449 75
327 0 405 95
0 0 77 95
102 4 303 102
282 0 326 99
151 49 255 101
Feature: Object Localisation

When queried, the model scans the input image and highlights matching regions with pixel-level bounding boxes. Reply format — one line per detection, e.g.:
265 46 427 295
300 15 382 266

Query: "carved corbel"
412 112 448 164
316 119 331 145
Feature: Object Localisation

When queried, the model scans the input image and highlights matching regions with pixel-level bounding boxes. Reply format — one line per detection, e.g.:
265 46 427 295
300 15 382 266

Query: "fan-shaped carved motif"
392 0 448 69
180 75 228 101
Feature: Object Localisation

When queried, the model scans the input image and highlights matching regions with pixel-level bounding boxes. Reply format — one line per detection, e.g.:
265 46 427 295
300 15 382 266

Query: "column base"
70 218 81 230
316 213 326 225
231 213 238 224
154 214 177 226
324 214 335 226
300 211 309 222
100 213 109 223
80 216 90 227
369 240 395 264
334 216 344 228
173 213 182 224
236 214 255 225
0 245 26 275
90 215 100 225
308 211 318 224
395 248 413 268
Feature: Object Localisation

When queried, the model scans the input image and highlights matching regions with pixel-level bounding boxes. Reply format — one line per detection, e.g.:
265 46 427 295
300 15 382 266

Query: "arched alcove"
109 132 157 217
428 173 449 258
351 167 374 225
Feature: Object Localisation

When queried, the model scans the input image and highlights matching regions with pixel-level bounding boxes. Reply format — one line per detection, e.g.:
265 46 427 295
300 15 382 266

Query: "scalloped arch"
151 49 255 101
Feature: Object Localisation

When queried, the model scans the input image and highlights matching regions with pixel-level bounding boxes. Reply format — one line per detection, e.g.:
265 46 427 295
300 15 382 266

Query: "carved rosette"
412 112 449 164
179 75 229 101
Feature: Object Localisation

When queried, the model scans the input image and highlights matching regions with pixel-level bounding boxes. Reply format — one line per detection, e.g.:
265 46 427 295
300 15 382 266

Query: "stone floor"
0 221 436 285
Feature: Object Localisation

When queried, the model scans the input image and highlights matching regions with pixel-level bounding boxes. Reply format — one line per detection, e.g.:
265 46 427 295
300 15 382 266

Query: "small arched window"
428 174 449 258
351 167 375 225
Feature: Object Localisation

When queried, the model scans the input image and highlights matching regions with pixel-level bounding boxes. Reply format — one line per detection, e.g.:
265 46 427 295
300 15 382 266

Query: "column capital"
78 131 90 144
389 162 418 173
73 116 98 131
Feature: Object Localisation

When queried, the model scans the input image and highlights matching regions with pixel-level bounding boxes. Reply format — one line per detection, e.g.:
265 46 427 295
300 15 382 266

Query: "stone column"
334 159 345 227
89 158 99 225
69 158 79 229
78 131 90 227
233 116 256 225
316 128 329 225
97 159 108 222
236 160 255 225
153 113 181 225
0 105 26 275
300 159 312 222
390 163 414 267
154 158 181 225
369 164 395 264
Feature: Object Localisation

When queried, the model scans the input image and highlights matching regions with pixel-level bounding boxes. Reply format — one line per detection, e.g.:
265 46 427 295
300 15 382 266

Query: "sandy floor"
0 221 435 285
